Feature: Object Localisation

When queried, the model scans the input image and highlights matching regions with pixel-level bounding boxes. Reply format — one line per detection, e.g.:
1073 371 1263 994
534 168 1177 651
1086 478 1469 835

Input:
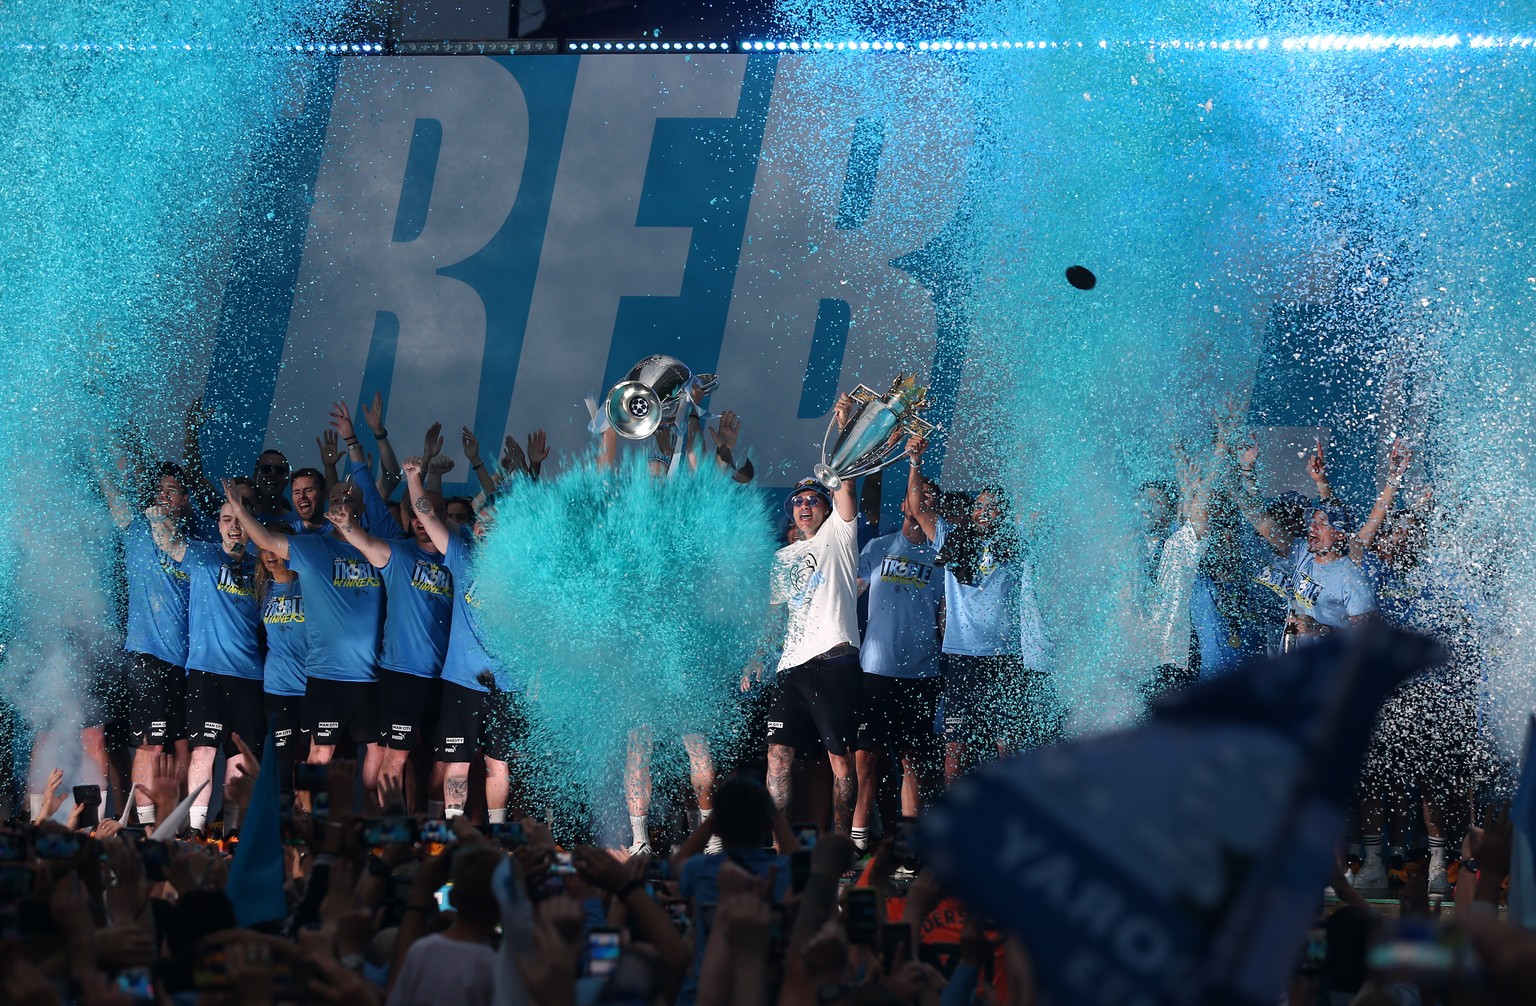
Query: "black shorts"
942 654 1063 751
126 652 187 746
187 671 266 753
435 682 489 763
857 675 943 758
264 693 306 749
765 651 862 756
304 678 381 748
377 670 440 751
482 688 528 763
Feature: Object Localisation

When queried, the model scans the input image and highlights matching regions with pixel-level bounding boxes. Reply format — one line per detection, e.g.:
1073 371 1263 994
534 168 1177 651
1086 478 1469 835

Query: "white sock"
427 800 445 818
1362 833 1384 865
631 815 648 846
1428 836 1448 868
445 807 464 819
28 794 42 820
851 826 869 852
698 808 712 822
137 804 157 825
488 808 507 824
190 806 209 832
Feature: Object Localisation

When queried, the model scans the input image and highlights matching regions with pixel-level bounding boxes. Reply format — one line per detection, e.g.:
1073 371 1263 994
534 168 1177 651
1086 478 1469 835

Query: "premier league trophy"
813 373 935 491
604 354 718 440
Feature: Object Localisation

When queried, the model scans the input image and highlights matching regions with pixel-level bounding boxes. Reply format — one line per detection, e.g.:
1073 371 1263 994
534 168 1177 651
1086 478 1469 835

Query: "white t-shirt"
773 510 860 671
386 932 496 1006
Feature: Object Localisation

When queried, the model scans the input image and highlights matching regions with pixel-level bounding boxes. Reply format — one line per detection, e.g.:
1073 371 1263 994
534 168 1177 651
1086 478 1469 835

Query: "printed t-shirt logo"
333 557 381 589
879 554 935 589
217 562 254 599
263 593 305 625
410 559 452 597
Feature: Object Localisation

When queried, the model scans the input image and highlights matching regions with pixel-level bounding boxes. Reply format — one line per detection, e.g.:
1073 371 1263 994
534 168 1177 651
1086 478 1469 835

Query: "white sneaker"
628 841 653 857
1350 856 1388 893
1428 852 1451 896
704 835 724 854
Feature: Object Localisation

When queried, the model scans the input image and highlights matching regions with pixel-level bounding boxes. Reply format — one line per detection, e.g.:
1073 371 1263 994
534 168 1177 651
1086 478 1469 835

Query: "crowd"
0 383 1530 1005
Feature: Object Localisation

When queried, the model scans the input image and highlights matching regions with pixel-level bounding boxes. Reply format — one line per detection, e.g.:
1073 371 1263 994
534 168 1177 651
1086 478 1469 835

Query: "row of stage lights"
5 34 1535 56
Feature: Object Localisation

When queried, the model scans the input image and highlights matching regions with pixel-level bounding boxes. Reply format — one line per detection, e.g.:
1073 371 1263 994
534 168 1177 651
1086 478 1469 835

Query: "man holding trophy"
766 377 934 836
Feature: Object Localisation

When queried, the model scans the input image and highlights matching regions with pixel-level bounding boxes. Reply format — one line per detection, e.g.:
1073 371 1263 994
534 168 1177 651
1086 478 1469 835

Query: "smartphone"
34 831 83 860
137 838 171 882
294 763 328 792
894 816 920 865
790 850 811 894
434 882 453 912
792 822 819 850
488 822 526 847
419 819 453 844
663 899 690 935
881 921 914 972
1367 917 1482 989
1302 923 1328 975
116 965 156 1005
550 850 577 876
585 927 623 978
279 814 307 847
0 832 24 863
364 816 416 846
73 785 102 828
846 886 879 945
310 791 331 822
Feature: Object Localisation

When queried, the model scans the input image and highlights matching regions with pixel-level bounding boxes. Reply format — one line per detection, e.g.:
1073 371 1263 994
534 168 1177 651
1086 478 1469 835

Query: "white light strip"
736 32 1536 53
566 40 729 52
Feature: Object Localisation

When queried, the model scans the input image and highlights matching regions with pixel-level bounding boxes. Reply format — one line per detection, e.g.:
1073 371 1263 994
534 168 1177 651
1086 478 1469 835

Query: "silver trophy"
813 374 935 491
604 354 718 440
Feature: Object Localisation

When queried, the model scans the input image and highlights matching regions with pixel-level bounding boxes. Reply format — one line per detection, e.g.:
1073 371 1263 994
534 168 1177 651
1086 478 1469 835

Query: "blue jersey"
379 540 453 678
122 519 191 666
934 518 1030 659
440 531 514 693
285 534 383 682
1191 574 1267 678
857 531 942 678
182 541 261 680
348 459 407 540
261 578 308 697
1289 541 1377 630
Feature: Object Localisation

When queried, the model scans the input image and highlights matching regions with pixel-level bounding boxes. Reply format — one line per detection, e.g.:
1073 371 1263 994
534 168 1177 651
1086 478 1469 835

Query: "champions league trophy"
813 374 935 491
604 354 718 440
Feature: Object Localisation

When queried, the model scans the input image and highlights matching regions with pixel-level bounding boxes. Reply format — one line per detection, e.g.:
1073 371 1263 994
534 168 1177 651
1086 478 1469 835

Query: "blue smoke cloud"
471 456 779 820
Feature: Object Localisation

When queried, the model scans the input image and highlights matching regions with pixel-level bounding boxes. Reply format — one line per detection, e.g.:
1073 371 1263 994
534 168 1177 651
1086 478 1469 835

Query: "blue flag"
225 720 287 928
922 624 1442 1006
1507 714 1536 930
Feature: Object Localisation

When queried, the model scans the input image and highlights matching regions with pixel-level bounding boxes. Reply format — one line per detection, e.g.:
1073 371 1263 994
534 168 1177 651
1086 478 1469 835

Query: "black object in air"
1065 265 1097 290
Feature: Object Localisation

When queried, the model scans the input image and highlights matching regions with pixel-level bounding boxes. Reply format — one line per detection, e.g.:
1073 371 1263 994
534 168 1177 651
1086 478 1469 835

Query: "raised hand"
1237 435 1260 471
906 433 928 462
361 391 386 436
501 434 528 474
712 411 741 451
329 400 356 441
1386 437 1412 484
402 456 424 478
185 397 212 431
426 455 455 475
316 429 343 467
134 752 180 824
833 392 856 431
35 768 66 823
421 422 444 462
526 428 549 467
1306 438 1327 484
461 426 481 463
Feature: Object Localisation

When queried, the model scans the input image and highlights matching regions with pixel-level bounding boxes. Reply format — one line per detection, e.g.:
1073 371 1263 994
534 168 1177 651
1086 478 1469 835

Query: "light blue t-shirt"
285 534 383 682
122 519 191 667
261 578 308 697
933 518 1024 658
379 540 453 678
182 541 261 680
1289 540 1377 630
857 531 942 678
440 530 515 693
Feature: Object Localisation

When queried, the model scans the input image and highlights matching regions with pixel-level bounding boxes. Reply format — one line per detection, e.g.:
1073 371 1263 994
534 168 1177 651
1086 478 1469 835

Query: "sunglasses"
256 463 289 475
789 494 826 509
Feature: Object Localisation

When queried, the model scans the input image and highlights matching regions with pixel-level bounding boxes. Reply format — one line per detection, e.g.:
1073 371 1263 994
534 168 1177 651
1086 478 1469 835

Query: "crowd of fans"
0 386 1532 1005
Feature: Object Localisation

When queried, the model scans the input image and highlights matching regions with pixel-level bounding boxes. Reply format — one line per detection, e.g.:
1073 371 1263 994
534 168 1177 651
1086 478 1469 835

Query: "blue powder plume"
0 2 345 775
768 1 1536 749
470 456 779 823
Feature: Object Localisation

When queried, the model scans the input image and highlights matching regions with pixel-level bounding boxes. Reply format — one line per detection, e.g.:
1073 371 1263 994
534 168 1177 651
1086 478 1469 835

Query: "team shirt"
379 539 454 678
285 534 384 682
933 518 1047 666
772 510 860 671
1287 540 1377 630
261 578 309 697
181 541 261 680
122 518 192 666
440 529 515 693
857 531 942 679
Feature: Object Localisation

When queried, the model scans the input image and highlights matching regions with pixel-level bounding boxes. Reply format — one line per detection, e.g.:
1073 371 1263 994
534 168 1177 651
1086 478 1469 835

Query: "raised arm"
708 414 753 485
1357 438 1410 556
145 505 188 563
181 398 222 517
1232 440 1291 556
904 434 938 542
420 422 447 493
225 480 288 560
1306 438 1335 504
525 429 549 482
360 391 402 498
402 458 451 554
459 426 499 497
831 393 859 522
323 509 393 568
316 428 344 488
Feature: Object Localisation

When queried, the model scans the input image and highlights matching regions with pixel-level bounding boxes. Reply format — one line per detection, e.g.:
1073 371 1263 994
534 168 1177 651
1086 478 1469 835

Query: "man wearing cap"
1243 492 1377 643
765 416 862 835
